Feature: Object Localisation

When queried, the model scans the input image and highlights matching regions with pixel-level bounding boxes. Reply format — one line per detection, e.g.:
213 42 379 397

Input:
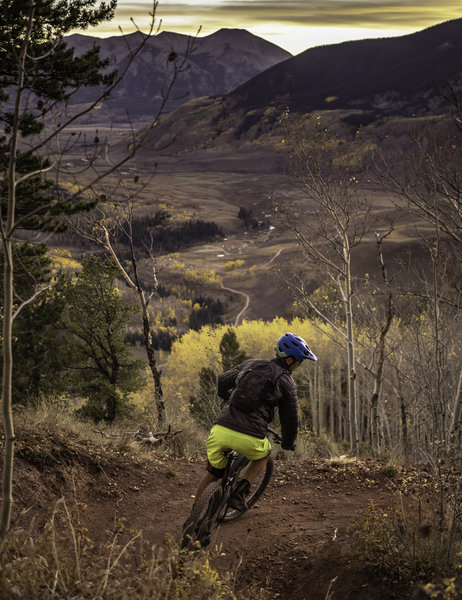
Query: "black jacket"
215 357 298 450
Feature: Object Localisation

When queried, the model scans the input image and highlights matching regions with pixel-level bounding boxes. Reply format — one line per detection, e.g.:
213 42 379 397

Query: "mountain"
126 18 462 170
64 28 291 120
228 18 462 114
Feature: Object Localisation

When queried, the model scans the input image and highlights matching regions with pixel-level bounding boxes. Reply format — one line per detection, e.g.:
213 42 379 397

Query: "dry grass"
348 497 462 599
0 403 233 598
0 497 236 600
7 400 206 467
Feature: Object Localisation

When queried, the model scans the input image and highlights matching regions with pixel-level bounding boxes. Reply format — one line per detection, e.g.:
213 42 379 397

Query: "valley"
49 17 462 333
55 116 419 327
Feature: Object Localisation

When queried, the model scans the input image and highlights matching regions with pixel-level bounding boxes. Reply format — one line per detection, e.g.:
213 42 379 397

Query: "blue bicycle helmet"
275 332 317 362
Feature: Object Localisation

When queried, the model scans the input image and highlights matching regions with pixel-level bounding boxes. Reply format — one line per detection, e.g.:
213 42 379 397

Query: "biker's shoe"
227 478 251 511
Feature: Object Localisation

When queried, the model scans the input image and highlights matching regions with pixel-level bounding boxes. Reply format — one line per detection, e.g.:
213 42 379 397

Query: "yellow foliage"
163 317 340 422
58 181 81 194
48 249 81 272
184 269 220 286
169 260 186 271
224 259 245 272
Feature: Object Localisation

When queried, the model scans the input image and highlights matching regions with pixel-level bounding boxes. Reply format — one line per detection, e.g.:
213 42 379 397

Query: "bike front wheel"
181 481 223 549
223 455 274 522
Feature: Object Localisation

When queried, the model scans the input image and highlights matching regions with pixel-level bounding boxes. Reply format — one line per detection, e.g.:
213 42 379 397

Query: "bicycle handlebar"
267 426 282 444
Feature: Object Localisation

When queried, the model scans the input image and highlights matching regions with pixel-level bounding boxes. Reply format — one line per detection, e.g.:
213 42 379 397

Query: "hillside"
29 17 462 331
5 431 442 600
229 18 462 114
119 19 462 172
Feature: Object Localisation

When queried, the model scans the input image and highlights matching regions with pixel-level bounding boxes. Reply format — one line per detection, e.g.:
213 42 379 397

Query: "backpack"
229 359 285 413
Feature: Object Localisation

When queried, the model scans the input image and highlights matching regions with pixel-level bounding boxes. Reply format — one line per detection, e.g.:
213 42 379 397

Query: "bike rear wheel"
223 456 274 522
181 481 223 549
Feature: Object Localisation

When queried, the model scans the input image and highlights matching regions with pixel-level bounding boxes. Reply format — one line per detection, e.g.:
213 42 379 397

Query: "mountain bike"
181 427 282 550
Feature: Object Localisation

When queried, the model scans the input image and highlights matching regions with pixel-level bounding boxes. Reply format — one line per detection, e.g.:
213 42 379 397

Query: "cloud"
92 1 462 52
113 0 462 30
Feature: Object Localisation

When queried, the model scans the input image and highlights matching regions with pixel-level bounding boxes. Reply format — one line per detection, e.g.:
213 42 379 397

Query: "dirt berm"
8 445 426 600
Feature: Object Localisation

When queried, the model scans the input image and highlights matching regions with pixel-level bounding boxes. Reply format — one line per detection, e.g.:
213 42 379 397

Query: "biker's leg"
228 454 270 510
242 454 269 482
192 426 228 504
194 471 217 503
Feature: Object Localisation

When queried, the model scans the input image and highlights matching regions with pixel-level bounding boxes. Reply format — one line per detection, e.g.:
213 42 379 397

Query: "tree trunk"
104 228 165 427
0 7 33 542
310 370 318 435
106 395 117 422
329 370 335 439
1 241 15 542
317 367 325 434
400 395 410 460
370 392 379 454
450 368 462 442
370 233 393 456
141 301 165 427
344 252 358 453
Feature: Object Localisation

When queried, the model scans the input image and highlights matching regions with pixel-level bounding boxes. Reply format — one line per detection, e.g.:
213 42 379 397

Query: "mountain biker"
192 332 317 511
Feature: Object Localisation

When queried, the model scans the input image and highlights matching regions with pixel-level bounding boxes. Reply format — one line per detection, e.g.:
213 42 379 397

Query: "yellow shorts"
206 424 271 471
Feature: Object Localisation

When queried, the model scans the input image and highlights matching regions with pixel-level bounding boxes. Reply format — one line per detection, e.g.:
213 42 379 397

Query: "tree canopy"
61 257 146 422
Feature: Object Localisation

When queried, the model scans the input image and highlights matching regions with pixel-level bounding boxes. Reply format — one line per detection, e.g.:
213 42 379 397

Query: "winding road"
221 248 283 326
221 283 250 326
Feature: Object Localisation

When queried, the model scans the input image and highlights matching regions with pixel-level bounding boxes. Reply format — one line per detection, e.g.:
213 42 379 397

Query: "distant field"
55 121 432 323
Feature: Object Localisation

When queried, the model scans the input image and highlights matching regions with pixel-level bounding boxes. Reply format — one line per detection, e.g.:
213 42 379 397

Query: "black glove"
281 442 296 451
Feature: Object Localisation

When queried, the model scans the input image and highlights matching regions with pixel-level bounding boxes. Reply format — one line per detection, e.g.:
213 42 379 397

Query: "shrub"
0 500 236 600
294 428 343 459
189 367 221 429
347 500 462 599
224 259 245 271
420 552 462 599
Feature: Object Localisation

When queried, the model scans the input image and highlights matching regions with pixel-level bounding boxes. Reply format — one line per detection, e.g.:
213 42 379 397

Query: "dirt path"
221 249 282 326
262 247 282 267
221 283 250 326
14 453 403 599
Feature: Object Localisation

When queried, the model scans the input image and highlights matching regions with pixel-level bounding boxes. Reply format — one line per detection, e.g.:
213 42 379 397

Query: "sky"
91 0 462 55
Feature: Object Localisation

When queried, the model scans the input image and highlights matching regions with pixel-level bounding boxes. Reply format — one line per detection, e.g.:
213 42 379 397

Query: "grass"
0 497 237 600
347 493 462 599
0 402 234 599
7 400 206 468
292 428 346 459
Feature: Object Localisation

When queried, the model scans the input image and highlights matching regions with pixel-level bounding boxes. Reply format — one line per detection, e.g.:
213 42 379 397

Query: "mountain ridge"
64 28 291 120
127 17 462 165
228 18 462 113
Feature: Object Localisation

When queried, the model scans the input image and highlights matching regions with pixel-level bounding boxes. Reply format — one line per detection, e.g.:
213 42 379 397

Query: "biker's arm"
278 375 298 450
217 364 241 401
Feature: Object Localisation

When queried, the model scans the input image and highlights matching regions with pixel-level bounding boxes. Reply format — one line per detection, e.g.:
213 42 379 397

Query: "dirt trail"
12 453 403 599
221 248 283 326
221 283 250 326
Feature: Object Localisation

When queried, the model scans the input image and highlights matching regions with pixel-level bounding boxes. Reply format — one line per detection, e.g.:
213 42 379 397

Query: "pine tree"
0 243 70 401
61 257 145 422
189 328 248 428
219 327 248 371
189 367 220 429
0 0 120 539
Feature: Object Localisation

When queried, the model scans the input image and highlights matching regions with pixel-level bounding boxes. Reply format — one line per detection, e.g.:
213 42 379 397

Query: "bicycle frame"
181 427 282 548
210 450 249 523
214 427 281 519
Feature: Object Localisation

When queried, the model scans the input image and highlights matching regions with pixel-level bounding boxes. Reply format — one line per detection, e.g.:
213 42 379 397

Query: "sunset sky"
89 0 462 54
